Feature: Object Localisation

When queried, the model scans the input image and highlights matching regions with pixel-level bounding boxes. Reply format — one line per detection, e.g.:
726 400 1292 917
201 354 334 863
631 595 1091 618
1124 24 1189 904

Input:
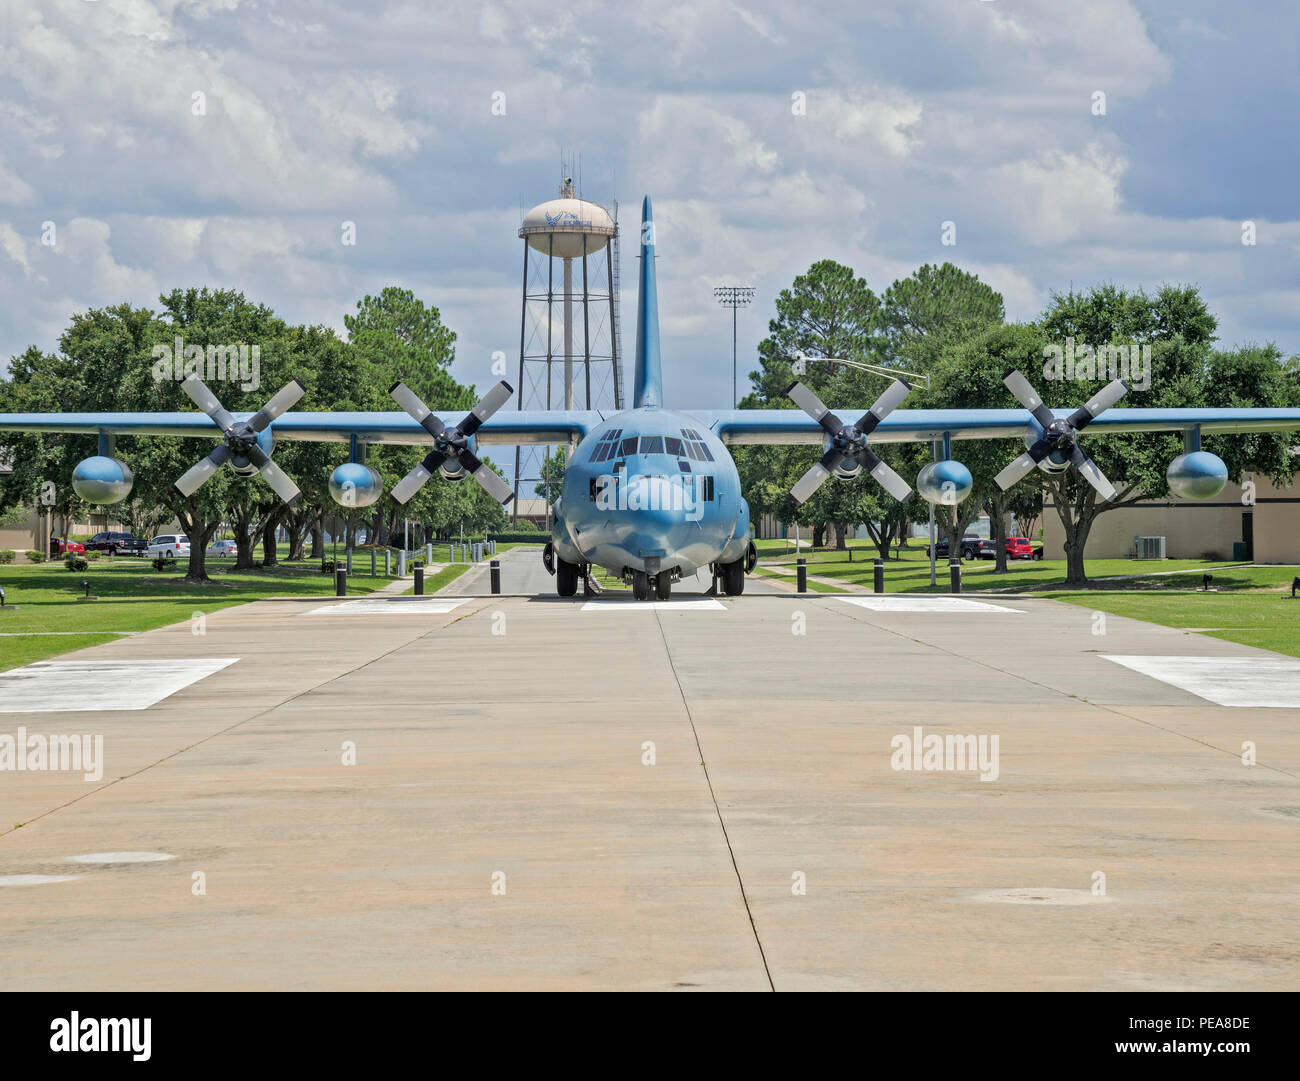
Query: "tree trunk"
990 493 1009 574
812 524 826 548
834 523 848 550
261 515 279 567
309 515 324 560
234 527 256 570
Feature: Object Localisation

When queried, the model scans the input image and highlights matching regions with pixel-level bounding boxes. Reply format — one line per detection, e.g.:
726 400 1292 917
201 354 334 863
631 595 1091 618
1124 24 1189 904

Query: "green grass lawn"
0 556 392 671
756 542 1254 594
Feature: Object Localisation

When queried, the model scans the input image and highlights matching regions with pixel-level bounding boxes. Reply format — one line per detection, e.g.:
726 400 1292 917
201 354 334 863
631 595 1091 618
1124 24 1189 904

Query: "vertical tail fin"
632 195 662 409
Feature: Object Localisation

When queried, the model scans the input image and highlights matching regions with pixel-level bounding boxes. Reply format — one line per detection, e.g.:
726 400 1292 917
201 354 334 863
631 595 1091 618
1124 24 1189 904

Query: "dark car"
927 534 982 561
85 531 147 556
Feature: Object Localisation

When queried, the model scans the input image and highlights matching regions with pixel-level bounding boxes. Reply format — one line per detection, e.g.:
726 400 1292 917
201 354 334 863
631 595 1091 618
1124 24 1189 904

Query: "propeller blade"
860 448 913 501
180 374 237 432
248 379 306 432
790 451 840 505
391 462 434 505
245 445 302 504
1070 444 1119 501
993 450 1040 493
459 381 514 438
174 444 233 497
389 382 445 440
855 378 911 437
1003 369 1056 430
459 451 514 504
1067 378 1130 430
786 381 844 435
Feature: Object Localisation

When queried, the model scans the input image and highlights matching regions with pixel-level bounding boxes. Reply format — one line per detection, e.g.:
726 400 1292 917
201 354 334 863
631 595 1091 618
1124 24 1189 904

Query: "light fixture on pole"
714 286 755 407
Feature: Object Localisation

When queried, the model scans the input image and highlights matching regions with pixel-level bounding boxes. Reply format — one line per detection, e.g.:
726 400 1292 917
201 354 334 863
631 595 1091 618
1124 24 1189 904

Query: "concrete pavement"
1 565 1298 990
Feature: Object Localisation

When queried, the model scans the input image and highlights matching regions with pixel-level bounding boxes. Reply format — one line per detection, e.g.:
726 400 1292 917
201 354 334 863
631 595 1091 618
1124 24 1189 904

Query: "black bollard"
873 558 884 594
948 558 961 594
490 559 501 595
334 568 347 597
414 563 425 596
796 557 808 593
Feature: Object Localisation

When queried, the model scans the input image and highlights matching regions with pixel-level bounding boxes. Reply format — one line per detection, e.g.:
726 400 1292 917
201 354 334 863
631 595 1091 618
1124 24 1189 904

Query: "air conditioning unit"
1136 535 1166 560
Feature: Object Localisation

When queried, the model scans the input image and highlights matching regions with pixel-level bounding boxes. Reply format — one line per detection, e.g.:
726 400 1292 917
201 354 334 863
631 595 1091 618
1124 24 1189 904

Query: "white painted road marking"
581 598 726 612
0 658 238 714
65 852 176 864
836 596 1023 613
1102 655 1300 708
304 598 468 616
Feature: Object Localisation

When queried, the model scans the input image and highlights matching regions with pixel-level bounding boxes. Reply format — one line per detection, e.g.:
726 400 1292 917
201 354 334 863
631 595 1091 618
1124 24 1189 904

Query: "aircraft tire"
557 559 579 597
632 570 651 601
654 573 671 600
723 559 745 596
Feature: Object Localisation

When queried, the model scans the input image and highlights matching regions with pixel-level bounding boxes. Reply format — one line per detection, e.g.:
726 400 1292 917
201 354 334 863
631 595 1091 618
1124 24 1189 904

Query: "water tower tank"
520 180 615 257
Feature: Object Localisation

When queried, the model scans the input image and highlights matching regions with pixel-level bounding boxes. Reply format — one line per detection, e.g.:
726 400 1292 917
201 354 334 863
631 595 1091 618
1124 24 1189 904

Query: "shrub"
64 554 88 571
84 549 101 561
320 560 336 574
0 550 14 565
151 556 174 572
25 550 44 564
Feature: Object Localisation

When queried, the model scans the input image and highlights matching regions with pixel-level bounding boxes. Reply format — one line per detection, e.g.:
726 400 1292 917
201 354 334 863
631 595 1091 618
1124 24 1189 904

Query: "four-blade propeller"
992 369 1129 501
388 380 515 505
175 374 305 503
785 378 914 504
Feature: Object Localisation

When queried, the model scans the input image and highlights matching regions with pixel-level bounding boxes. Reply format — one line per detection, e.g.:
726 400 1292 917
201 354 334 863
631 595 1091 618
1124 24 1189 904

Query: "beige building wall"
1042 476 1300 564
0 507 131 561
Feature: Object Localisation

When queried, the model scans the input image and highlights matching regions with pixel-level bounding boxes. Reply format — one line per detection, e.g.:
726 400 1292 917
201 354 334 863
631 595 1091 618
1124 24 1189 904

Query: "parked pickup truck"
85 531 147 556
926 534 982 561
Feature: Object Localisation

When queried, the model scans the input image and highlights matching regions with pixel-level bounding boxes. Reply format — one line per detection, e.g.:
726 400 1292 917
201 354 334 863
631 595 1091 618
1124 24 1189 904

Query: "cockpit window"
639 435 664 455
620 436 638 457
679 429 714 461
665 436 683 456
589 428 622 463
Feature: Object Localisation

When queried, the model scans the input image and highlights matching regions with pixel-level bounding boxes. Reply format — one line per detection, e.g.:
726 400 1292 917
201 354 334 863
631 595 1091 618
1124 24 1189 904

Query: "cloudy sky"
1 0 1296 413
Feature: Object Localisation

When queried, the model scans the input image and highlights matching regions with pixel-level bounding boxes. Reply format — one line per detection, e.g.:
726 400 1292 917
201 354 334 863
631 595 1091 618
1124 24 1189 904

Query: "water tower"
514 177 623 515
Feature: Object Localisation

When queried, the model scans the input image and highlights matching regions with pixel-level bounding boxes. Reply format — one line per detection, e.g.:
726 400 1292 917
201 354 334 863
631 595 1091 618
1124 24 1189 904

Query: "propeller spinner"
174 374 305 504
992 369 1129 501
785 378 914 505
388 380 515 505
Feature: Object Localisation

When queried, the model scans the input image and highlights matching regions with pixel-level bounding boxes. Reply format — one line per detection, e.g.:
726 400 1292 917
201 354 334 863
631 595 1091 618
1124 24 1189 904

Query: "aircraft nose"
614 474 700 555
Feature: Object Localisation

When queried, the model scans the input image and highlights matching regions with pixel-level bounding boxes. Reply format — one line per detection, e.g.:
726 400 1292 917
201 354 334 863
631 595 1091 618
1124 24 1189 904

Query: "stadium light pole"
714 286 754 407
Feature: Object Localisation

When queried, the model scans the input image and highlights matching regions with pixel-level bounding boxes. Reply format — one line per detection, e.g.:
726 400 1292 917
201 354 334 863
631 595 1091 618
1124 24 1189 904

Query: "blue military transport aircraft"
4 196 1300 600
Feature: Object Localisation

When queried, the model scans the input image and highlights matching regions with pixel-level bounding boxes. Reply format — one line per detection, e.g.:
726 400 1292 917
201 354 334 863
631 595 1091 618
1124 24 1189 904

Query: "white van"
147 534 191 558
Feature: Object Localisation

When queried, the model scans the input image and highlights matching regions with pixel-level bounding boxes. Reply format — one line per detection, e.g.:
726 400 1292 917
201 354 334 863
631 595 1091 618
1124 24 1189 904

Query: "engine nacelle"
437 434 478 481
1022 430 1071 475
329 462 384 508
820 435 862 479
71 455 133 505
1167 451 1228 500
916 460 973 505
230 427 275 477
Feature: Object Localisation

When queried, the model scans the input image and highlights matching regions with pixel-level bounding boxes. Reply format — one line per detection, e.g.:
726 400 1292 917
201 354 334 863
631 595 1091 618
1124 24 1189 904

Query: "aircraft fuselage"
550 406 751 582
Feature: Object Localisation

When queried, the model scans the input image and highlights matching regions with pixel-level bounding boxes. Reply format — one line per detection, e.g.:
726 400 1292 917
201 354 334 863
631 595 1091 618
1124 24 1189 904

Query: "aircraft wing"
699 407 1300 445
0 410 603 446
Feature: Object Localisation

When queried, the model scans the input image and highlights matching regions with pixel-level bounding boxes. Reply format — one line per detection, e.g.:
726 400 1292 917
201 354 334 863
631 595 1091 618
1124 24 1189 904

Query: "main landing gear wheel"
655 573 671 600
632 570 651 601
722 559 745 596
556 558 579 597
